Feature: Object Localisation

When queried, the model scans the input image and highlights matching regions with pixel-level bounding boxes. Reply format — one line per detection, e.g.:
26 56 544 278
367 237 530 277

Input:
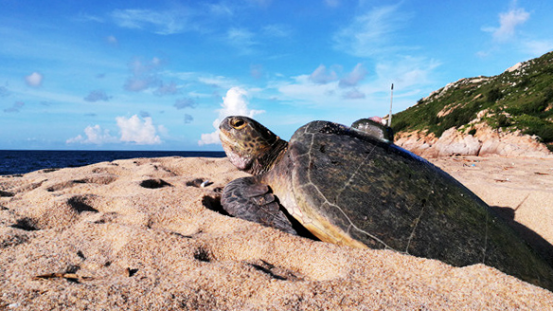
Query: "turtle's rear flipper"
221 177 298 235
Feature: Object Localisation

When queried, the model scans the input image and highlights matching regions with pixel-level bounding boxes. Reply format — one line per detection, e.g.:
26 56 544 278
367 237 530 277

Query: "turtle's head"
219 116 288 175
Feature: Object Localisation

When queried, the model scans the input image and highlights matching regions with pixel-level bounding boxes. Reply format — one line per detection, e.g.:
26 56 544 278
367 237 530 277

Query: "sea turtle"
219 116 552 290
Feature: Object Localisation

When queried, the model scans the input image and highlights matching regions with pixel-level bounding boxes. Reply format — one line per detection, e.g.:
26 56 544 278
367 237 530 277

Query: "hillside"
391 52 553 157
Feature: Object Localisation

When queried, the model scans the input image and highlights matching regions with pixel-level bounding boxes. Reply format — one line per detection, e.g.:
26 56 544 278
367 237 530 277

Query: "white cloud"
479 5 551 57
475 50 490 58
274 56 440 111
199 87 264 145
66 125 118 145
67 115 162 145
339 63 368 88
227 28 255 43
124 57 163 92
227 28 256 54
110 9 191 35
219 87 264 117
262 24 291 37
224 24 289 55
487 7 530 42
276 64 370 105
520 39 553 55
199 131 221 146
309 65 338 84
76 13 104 23
116 115 161 145
325 0 340 8
208 3 233 16
25 72 43 87
198 75 237 89
106 35 118 45
277 74 339 105
372 56 441 91
333 5 410 57
108 5 247 36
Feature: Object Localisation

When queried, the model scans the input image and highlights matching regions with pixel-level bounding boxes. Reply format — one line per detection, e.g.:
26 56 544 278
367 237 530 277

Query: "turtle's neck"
249 137 288 176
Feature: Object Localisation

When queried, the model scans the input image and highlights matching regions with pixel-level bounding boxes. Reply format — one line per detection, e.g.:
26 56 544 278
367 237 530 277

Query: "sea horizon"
0 150 226 176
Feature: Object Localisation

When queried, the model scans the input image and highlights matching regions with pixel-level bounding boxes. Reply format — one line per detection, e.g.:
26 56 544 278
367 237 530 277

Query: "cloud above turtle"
199 87 264 145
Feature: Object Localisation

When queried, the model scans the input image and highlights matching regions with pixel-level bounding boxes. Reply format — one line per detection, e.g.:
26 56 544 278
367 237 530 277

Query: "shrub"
525 123 553 143
497 114 511 127
487 88 503 102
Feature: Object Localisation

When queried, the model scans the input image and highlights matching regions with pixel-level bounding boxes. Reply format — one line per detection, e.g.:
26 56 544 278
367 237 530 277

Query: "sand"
0 155 552 310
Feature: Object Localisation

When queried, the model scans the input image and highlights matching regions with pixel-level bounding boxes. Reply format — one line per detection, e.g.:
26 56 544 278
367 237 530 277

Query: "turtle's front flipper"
221 177 297 235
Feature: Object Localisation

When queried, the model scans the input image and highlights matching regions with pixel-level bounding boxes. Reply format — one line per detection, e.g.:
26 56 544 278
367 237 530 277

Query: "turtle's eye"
230 118 246 130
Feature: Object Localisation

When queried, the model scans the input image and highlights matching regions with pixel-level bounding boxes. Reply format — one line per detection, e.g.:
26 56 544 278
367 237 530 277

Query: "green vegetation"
392 52 553 149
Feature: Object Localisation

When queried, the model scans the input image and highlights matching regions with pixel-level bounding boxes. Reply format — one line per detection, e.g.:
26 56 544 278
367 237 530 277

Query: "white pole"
388 83 394 127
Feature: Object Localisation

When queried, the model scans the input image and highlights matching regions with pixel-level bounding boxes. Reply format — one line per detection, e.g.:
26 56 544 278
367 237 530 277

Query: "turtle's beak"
218 121 232 149
219 116 254 171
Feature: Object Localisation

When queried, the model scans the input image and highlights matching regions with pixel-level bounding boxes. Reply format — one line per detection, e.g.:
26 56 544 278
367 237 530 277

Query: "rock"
435 128 482 157
505 62 523 73
395 125 551 158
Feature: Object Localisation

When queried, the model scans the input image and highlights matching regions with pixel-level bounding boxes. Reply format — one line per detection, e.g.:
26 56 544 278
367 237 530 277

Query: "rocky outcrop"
395 124 551 158
392 52 552 158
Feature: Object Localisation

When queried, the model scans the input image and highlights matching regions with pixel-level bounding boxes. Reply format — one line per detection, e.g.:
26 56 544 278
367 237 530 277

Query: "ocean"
0 150 226 176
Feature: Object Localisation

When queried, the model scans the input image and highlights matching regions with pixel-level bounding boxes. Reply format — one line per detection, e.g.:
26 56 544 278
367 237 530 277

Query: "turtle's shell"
263 120 552 289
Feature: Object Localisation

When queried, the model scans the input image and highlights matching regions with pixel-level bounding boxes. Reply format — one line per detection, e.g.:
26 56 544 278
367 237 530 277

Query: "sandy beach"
0 155 552 310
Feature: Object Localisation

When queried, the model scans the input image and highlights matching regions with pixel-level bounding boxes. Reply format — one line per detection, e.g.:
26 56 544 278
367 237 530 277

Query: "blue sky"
1 0 552 150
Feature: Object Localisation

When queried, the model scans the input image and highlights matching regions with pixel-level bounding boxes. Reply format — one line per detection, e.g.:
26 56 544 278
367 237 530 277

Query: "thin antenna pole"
388 83 394 127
